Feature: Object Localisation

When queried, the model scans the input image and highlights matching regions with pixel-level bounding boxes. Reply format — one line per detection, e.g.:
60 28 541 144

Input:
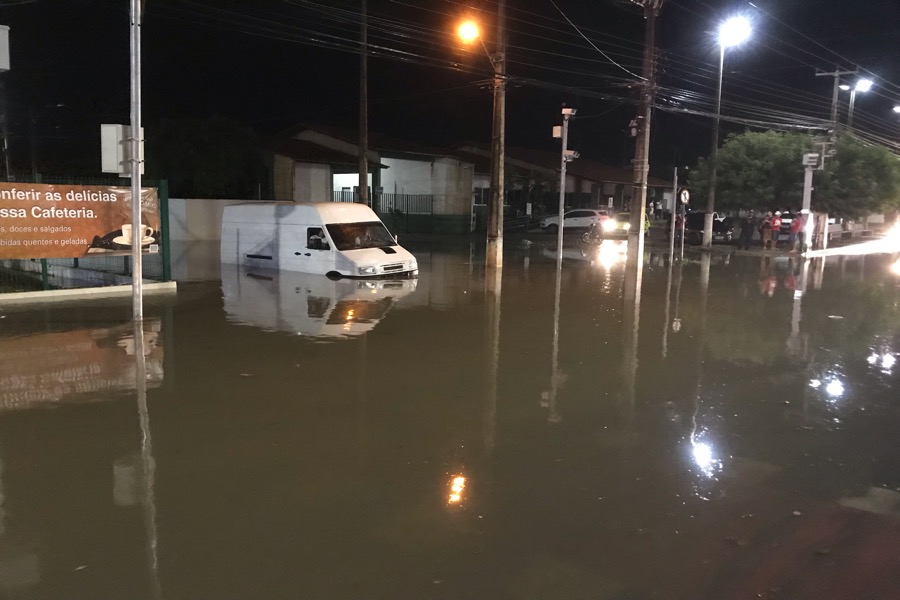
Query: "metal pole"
801 166 813 252
130 0 143 321
486 0 506 268
702 45 725 248
358 0 369 206
556 112 570 260
668 166 677 258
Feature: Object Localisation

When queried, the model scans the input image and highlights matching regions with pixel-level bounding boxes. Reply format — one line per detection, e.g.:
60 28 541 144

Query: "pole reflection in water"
662 235 676 358
621 241 644 413
484 267 502 454
787 257 810 358
688 253 723 488
542 246 565 423
131 321 161 600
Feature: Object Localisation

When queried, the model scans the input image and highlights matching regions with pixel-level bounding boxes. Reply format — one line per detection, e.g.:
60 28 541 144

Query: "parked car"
601 212 650 239
540 209 609 233
680 212 734 244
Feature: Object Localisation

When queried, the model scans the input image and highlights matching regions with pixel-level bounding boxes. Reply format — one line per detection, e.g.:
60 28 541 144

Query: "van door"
291 226 336 274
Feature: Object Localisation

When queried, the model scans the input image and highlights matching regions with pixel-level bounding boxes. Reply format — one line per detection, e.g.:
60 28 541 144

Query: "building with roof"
271 127 474 233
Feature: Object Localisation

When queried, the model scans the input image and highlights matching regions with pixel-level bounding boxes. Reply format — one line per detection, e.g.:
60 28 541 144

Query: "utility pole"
486 0 506 268
130 0 144 321
358 0 369 206
629 0 663 254
554 108 577 259
816 66 856 134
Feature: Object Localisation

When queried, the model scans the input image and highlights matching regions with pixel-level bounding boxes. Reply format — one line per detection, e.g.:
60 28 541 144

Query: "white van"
221 202 418 278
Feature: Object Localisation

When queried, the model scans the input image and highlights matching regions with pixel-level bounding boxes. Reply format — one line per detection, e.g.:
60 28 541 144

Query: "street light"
702 15 751 248
456 7 506 268
893 105 900 114
847 78 873 129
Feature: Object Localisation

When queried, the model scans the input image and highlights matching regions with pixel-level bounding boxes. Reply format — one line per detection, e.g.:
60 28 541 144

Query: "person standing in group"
789 212 804 252
770 211 783 250
739 210 757 250
759 211 772 251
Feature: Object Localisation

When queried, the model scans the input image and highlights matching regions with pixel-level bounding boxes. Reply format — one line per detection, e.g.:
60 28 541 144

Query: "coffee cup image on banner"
86 222 159 253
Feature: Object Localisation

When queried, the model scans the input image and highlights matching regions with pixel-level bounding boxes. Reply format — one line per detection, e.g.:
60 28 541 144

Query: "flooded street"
1 240 899 599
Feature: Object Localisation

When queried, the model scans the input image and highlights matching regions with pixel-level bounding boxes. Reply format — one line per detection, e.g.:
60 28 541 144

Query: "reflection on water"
221 266 417 338
0 242 899 597
0 319 164 411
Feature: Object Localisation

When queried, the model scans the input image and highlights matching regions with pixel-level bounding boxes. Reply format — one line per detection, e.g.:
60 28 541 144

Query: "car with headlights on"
600 212 650 239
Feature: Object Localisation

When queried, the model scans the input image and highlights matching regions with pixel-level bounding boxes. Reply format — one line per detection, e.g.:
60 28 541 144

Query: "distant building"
270 127 474 233
455 143 673 219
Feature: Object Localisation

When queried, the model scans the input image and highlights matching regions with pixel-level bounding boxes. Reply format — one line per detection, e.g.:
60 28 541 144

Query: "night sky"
0 0 898 178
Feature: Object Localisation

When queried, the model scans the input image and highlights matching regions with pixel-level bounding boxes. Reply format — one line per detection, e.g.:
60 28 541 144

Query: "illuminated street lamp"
847 78 873 129
702 15 751 248
893 105 900 114
457 8 506 268
457 20 479 45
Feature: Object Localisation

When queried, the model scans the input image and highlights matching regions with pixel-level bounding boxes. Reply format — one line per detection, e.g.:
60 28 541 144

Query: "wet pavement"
1 238 899 599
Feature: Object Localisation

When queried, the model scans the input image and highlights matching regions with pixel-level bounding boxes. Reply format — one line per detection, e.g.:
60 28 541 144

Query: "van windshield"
326 221 396 251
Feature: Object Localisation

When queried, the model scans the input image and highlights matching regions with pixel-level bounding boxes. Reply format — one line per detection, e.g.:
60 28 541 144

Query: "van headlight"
358 266 378 275
623 223 631 230
602 220 616 232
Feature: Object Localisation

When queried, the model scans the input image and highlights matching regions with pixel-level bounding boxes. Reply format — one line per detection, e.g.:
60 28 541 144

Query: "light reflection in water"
448 475 466 505
826 379 845 398
595 240 627 270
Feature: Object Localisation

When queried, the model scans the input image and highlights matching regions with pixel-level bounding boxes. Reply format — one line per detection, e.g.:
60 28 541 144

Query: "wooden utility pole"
486 0 506 268
358 0 369 206
629 0 663 253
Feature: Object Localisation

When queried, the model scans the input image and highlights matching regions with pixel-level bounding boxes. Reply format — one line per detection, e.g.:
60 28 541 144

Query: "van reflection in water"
221 266 417 338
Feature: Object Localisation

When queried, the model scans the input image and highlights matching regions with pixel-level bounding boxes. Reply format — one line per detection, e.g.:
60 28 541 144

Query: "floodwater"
1 239 899 599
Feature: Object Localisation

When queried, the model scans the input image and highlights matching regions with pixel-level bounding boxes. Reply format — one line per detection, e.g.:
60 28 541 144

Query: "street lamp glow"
839 84 851 91
893 105 900 113
855 78 873 92
718 16 751 48
457 20 480 44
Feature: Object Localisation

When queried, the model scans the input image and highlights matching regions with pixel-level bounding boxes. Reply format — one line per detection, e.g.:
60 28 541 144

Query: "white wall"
333 173 372 192
293 163 331 201
431 157 474 216
168 198 244 241
380 158 433 195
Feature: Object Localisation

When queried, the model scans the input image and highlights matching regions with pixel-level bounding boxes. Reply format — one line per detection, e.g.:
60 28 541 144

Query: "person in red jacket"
769 211 783 249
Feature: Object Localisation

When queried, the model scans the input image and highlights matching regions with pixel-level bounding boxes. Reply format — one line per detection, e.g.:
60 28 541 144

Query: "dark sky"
0 0 898 177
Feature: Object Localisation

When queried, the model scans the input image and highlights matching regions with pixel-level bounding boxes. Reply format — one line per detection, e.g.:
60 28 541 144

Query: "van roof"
222 201 380 225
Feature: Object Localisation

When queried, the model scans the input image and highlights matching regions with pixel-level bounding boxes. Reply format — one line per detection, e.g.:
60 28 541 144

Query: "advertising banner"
0 182 160 259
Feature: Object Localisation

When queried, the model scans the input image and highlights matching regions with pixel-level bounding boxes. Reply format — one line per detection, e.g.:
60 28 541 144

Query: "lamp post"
846 78 873 129
702 16 751 249
458 3 506 269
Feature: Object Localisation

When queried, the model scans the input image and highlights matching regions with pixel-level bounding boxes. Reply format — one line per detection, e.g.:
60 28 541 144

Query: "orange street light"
457 19 480 44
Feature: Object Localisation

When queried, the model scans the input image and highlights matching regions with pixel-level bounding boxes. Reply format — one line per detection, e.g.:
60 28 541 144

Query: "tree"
688 131 812 213
145 116 269 199
814 136 900 220
688 130 900 218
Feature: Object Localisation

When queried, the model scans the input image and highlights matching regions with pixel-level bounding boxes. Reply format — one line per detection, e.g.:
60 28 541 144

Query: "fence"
0 177 171 294
331 191 434 234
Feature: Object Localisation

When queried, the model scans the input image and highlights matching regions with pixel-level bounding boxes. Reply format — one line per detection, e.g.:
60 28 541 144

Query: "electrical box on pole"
101 124 144 176
0 25 9 72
